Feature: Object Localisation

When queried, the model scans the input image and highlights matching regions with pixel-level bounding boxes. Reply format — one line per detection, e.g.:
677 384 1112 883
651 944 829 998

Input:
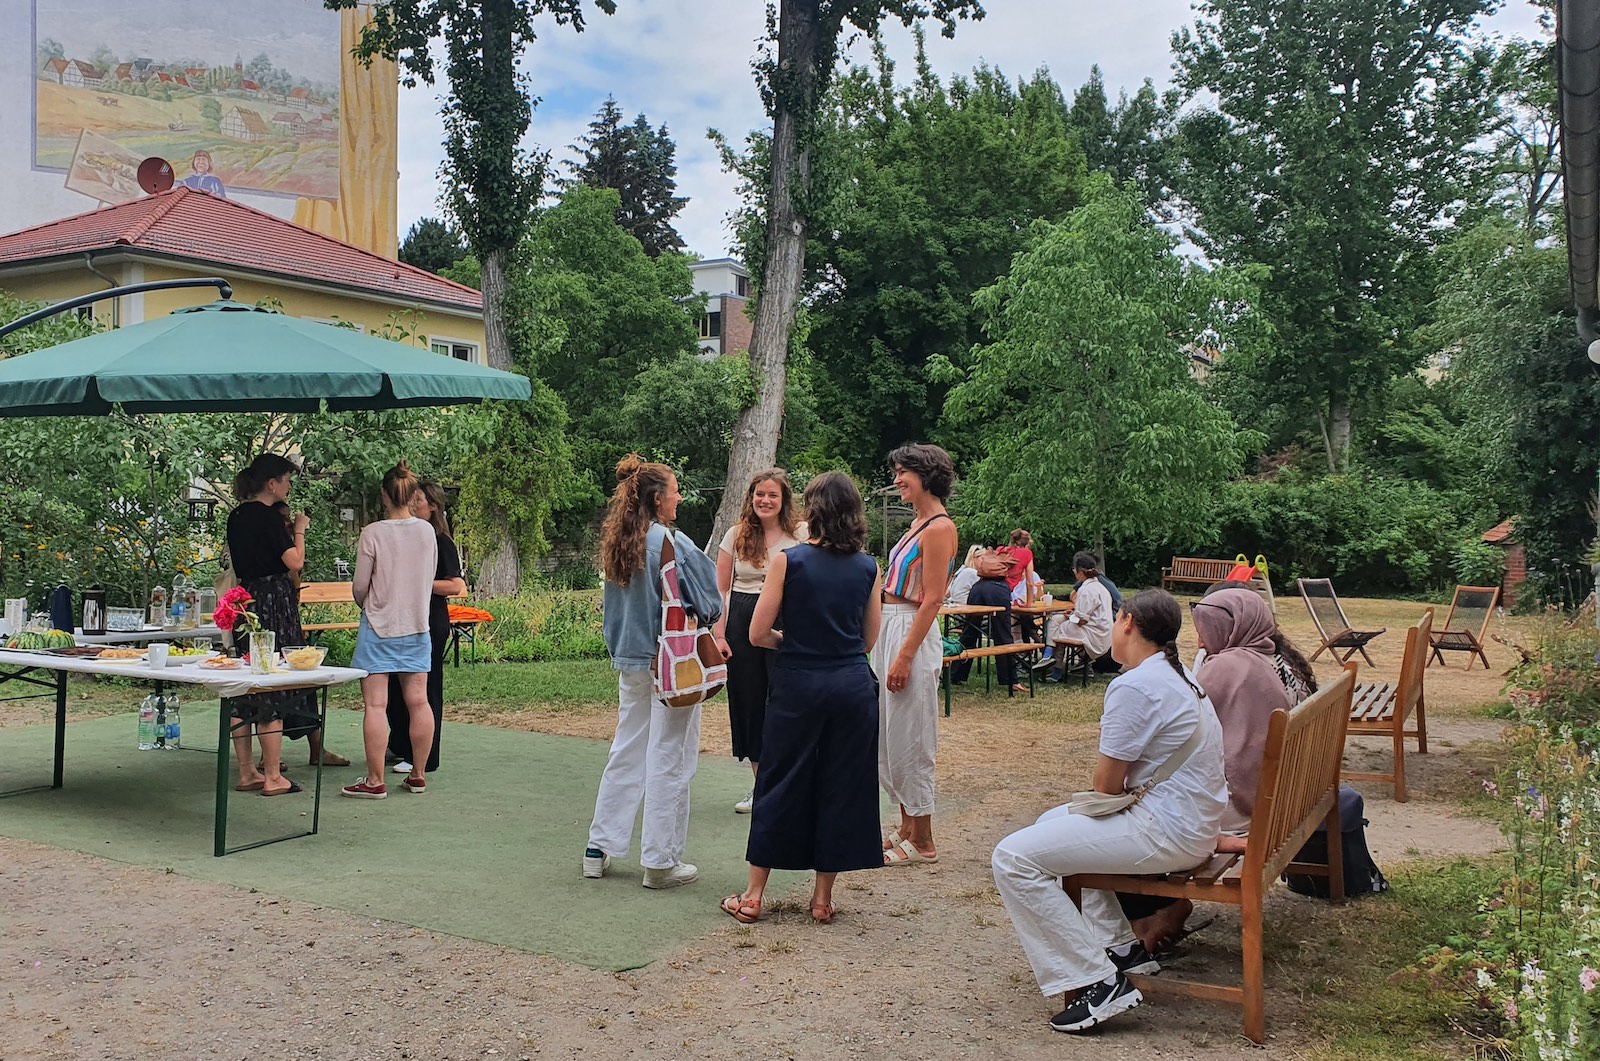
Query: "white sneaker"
392 760 413 775
734 791 754 814
641 862 698 889
583 847 611 879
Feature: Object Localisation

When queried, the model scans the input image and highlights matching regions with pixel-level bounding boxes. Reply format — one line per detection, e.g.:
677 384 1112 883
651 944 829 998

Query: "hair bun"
615 453 643 482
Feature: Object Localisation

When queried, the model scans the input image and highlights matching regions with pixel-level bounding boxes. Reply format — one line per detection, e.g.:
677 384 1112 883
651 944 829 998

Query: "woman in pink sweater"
340 461 438 800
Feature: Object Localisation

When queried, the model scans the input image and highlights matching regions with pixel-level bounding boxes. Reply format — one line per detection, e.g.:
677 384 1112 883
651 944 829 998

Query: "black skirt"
223 573 319 738
724 590 772 762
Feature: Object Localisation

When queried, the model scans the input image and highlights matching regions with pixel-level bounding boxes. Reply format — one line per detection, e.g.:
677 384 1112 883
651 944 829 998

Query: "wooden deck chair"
1427 586 1498 671
1347 609 1430 802
1297 578 1385 666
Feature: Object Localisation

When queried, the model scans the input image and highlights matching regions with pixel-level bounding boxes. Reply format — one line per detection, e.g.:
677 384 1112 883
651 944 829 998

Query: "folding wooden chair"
1428 586 1498 671
1297 578 1385 665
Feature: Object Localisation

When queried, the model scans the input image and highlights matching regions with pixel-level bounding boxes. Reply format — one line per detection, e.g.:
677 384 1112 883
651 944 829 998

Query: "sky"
393 0 1550 261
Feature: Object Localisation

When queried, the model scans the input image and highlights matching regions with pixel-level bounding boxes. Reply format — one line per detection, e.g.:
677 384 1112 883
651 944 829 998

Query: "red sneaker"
339 778 387 800
401 776 426 794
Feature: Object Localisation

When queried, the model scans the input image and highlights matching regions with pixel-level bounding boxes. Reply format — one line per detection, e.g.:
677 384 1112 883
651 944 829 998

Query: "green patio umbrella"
0 300 530 416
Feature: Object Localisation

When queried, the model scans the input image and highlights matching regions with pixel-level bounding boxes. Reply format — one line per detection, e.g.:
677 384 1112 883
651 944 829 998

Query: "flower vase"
249 630 276 675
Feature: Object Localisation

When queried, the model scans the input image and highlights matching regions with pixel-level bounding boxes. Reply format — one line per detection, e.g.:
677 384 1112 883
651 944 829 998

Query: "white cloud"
395 0 1551 257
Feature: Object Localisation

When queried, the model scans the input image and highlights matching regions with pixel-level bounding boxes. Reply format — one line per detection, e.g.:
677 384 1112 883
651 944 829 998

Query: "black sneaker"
1107 941 1159 976
1049 973 1143 1033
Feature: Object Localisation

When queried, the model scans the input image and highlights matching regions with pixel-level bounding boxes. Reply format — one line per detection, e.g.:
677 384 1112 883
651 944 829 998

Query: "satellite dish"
137 157 174 194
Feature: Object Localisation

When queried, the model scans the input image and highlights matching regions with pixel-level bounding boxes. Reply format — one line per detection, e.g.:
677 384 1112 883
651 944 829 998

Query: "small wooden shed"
1482 519 1525 608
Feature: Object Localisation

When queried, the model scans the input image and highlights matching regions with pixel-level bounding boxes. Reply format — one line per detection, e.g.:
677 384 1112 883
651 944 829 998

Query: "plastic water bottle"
137 695 158 750
163 692 181 750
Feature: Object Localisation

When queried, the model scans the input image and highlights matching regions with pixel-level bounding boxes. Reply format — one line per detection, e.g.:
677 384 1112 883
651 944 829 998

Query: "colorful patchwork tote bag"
652 534 728 708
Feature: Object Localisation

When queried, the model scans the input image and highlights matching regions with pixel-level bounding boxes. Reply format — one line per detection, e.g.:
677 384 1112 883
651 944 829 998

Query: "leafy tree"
1065 66 1174 209
327 0 617 595
1433 223 1598 604
38 39 64 64
942 181 1262 556
399 217 469 275
1485 28 1561 234
791 41 1085 472
1171 0 1498 471
198 98 222 133
709 0 984 543
562 96 688 257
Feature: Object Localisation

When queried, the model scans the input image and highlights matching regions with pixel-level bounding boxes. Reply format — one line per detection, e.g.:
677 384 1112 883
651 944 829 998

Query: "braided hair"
1122 589 1203 698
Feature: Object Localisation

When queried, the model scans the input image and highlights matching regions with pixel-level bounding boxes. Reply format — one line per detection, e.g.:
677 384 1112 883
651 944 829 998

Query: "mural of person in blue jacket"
585 453 723 890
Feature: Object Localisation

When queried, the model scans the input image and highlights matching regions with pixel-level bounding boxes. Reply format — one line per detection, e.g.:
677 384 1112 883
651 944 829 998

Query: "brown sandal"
720 894 762 924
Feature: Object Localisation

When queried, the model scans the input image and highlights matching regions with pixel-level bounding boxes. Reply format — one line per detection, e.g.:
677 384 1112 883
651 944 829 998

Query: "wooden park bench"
1062 664 1356 1045
1298 578 1385 665
298 581 487 666
1428 585 1497 671
940 642 1042 716
1346 608 1430 802
1160 557 1236 592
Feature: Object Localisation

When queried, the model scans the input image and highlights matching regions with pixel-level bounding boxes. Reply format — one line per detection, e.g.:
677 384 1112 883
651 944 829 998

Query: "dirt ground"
1 595 1514 1059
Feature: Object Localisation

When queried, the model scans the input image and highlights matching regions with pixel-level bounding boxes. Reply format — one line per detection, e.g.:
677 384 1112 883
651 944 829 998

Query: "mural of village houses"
33 2 341 202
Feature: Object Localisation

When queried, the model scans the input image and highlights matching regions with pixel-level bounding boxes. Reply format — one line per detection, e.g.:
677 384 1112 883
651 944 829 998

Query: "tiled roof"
0 187 481 312
1482 519 1517 544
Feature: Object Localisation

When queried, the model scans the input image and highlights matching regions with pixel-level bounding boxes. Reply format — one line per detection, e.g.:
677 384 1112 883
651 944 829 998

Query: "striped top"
884 514 952 603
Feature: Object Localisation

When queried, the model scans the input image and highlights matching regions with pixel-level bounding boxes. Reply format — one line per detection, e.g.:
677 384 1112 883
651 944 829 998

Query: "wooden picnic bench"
1346 608 1430 802
298 581 488 666
1160 557 1236 592
1062 663 1356 1045
940 642 1042 716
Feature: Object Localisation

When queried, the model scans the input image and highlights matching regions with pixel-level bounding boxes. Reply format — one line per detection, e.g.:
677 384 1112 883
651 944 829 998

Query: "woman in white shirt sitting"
991 589 1228 1033
1039 552 1115 682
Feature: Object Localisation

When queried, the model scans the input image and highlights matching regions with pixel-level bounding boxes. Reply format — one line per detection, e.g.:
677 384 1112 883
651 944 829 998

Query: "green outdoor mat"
0 704 822 971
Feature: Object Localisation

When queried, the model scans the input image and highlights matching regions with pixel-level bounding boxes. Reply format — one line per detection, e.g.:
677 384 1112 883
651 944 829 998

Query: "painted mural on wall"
33 0 341 203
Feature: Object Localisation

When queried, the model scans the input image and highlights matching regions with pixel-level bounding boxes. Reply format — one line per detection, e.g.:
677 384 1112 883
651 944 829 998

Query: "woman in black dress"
387 482 465 774
224 454 333 796
720 472 883 925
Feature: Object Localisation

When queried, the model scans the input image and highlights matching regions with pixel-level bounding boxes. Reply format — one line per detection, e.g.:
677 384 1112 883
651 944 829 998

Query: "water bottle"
163 692 181 750
137 694 158 750
168 574 188 630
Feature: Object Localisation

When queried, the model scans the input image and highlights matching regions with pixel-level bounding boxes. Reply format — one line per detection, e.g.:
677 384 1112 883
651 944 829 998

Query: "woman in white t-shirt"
991 589 1228 1034
713 469 804 814
1040 551 1115 681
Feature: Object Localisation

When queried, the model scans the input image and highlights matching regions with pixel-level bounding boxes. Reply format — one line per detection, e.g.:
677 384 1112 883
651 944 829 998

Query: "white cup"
147 643 169 668
1042 593 1053 605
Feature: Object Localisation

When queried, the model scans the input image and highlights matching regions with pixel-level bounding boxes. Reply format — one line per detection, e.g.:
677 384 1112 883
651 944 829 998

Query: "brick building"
1482 519 1526 608
688 257 751 356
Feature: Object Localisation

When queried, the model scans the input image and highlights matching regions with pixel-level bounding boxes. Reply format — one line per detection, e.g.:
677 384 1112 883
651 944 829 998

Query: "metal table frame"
0 654 356 856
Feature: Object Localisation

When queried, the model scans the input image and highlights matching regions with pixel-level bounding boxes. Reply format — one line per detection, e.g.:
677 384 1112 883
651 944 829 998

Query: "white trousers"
873 604 940 816
587 669 702 869
992 802 1206 996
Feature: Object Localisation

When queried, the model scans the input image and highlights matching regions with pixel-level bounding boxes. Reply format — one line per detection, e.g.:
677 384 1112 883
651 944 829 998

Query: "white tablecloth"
0 649 365 699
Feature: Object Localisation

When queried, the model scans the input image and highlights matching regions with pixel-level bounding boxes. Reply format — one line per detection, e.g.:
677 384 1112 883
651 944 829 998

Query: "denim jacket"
602 523 724 671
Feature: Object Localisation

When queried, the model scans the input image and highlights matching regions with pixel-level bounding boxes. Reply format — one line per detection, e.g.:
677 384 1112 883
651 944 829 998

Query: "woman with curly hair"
875 443 958 866
720 471 883 925
585 455 721 889
713 469 805 814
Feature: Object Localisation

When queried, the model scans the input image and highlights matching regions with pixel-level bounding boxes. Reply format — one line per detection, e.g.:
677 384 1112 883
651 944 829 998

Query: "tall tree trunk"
711 0 819 545
480 248 513 372
1327 390 1353 474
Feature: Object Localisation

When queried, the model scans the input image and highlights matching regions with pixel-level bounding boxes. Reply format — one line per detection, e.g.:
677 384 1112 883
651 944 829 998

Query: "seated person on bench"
1121 586 1318 952
949 546 1026 694
991 590 1227 1032
1037 552 1115 681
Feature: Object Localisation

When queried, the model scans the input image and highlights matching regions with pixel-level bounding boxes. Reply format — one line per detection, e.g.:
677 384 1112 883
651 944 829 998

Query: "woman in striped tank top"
873 443 958 866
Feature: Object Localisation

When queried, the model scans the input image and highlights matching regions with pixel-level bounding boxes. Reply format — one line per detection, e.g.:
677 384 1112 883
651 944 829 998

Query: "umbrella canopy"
0 300 530 416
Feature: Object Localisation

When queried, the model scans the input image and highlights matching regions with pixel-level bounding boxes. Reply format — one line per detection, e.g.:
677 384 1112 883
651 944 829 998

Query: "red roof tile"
1482 518 1517 544
0 187 481 312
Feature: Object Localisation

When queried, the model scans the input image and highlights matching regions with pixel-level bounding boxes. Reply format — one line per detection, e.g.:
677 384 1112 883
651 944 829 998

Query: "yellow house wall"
1 260 485 360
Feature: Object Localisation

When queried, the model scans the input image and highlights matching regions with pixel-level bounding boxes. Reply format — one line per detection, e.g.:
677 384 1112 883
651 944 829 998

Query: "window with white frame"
430 338 479 363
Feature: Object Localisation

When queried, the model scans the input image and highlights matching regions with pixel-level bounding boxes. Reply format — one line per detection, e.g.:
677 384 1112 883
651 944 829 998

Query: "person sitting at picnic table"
1037 552 1116 683
944 546 985 607
949 545 1026 694
991 589 1227 1033
999 529 1039 640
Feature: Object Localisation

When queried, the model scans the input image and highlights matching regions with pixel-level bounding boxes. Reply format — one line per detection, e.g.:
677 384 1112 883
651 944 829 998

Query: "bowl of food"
282 645 328 671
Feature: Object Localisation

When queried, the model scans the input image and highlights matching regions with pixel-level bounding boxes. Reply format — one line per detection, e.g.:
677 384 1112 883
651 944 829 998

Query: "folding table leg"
52 671 66 789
